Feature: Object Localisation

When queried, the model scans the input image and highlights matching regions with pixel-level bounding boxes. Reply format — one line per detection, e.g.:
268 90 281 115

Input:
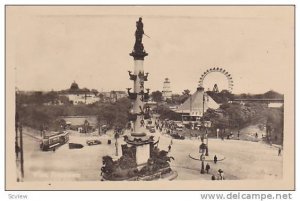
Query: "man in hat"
218 169 225 180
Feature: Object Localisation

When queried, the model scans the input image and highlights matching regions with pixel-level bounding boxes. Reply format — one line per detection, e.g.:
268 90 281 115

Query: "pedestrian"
40 126 43 137
168 144 171 152
278 147 282 156
255 133 258 138
211 174 216 180
218 169 224 180
170 139 173 145
214 155 217 164
220 171 225 180
205 163 210 173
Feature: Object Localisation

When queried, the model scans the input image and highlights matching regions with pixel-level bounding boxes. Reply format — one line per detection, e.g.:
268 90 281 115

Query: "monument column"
126 17 153 166
101 18 176 181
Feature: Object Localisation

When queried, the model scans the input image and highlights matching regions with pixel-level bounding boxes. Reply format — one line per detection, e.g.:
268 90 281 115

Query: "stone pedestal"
124 132 154 166
136 144 150 166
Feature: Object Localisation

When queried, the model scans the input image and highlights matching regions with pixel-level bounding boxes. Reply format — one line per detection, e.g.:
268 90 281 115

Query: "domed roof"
70 81 79 91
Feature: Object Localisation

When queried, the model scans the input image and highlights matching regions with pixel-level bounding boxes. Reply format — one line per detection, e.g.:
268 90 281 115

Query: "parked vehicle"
175 123 184 131
69 143 84 149
149 127 156 133
86 139 101 146
171 132 185 140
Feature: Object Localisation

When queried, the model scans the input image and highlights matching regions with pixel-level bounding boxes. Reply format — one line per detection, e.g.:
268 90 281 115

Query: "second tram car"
40 131 69 151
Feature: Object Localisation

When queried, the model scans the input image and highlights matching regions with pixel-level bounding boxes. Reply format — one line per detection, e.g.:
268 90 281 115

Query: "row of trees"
16 95 131 131
154 105 181 121
97 98 131 129
16 89 119 106
155 99 283 142
151 89 191 104
153 89 283 105
202 102 283 138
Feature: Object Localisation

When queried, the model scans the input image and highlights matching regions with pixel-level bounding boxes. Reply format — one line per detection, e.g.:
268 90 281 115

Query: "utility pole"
15 113 19 160
19 124 24 181
189 94 192 120
203 93 205 117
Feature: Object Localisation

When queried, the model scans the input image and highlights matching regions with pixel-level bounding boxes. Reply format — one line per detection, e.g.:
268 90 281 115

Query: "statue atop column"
135 17 144 45
130 17 148 60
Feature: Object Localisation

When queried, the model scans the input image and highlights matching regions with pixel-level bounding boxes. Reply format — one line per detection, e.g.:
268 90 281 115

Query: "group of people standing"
211 169 225 180
202 155 225 180
154 118 178 134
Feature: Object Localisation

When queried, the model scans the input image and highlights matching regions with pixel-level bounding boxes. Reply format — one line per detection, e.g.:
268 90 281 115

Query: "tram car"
40 131 69 151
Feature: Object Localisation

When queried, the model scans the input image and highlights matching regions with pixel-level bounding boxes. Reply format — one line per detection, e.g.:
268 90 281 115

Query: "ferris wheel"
198 67 234 93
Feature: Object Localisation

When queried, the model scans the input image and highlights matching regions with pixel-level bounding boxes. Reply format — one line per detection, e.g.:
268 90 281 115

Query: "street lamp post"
199 142 206 174
181 107 184 123
114 132 119 156
205 128 209 156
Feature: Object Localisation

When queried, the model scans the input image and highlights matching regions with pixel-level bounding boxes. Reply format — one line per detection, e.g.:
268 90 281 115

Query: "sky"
7 6 294 94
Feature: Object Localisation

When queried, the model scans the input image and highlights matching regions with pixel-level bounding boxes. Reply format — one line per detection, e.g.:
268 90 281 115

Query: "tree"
110 90 117 102
156 105 181 121
81 88 90 92
98 93 105 102
202 108 229 131
180 89 191 103
52 119 66 131
91 89 99 96
206 90 234 104
58 95 70 105
266 106 283 144
97 97 130 129
83 120 90 133
151 91 163 102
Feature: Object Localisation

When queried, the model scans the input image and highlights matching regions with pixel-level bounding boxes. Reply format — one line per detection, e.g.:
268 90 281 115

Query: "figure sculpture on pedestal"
134 17 144 52
131 17 148 59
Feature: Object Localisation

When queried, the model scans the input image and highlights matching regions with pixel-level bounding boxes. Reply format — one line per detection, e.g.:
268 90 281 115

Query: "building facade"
61 81 100 105
162 78 172 101
176 87 219 121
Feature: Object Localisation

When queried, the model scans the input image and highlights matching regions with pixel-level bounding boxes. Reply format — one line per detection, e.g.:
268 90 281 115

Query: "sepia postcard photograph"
5 5 295 190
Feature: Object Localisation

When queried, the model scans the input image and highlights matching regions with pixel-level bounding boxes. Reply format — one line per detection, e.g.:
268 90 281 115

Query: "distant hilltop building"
60 81 99 105
162 78 172 101
176 87 219 121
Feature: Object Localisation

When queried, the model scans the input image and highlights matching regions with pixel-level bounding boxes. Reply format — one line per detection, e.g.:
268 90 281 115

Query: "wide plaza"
22 127 282 181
